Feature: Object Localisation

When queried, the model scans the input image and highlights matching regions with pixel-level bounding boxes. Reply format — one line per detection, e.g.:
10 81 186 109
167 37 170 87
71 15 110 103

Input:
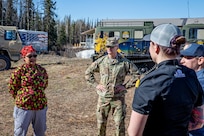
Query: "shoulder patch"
174 69 186 78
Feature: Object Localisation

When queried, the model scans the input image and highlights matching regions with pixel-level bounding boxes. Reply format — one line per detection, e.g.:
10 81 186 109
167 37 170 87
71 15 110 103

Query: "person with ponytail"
128 24 203 136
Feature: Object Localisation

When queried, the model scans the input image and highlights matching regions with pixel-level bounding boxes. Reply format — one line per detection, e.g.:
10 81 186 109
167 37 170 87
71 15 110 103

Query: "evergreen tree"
59 23 67 46
43 0 57 50
0 0 97 50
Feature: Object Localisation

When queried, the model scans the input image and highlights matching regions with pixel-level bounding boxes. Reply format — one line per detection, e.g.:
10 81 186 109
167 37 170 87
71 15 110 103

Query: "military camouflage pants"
96 96 126 136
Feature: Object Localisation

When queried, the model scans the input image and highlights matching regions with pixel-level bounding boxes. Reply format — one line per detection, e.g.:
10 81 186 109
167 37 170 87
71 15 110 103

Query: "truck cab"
181 24 204 45
0 25 22 70
93 21 155 73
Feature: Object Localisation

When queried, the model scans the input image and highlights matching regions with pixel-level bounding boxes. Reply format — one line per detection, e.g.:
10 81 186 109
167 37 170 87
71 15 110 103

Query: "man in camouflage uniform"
85 37 140 136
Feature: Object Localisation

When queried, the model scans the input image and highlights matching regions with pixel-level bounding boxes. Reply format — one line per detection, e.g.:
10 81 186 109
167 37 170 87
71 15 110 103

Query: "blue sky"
54 0 204 21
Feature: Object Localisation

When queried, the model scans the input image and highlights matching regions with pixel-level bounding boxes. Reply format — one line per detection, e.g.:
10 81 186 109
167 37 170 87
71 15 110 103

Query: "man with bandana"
8 45 48 136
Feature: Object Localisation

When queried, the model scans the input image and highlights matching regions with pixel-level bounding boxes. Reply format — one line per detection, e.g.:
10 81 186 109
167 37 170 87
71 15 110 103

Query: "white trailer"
18 30 48 53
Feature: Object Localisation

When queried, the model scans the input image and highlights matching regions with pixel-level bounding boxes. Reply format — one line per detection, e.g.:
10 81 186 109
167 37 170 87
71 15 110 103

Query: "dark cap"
180 43 204 57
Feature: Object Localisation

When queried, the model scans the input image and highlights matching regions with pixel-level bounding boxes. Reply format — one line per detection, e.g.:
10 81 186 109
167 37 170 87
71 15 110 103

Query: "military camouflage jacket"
85 54 140 97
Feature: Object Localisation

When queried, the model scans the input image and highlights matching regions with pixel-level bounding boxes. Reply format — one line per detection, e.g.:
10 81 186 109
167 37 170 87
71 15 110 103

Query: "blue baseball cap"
180 43 204 57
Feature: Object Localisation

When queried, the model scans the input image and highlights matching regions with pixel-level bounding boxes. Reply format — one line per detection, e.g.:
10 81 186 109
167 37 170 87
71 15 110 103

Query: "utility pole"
187 0 190 18
80 23 81 46
1 0 3 25
27 0 29 29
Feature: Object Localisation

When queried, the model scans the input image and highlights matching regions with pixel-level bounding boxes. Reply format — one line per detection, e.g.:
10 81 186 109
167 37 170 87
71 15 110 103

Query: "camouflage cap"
106 37 119 47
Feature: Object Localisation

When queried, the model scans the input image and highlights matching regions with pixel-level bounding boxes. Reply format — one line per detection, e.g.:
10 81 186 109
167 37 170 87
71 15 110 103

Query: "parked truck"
0 26 49 71
93 21 155 73
181 23 204 45
91 19 204 73
0 25 22 71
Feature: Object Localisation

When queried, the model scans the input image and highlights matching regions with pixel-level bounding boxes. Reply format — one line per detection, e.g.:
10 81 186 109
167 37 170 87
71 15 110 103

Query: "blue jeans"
189 127 204 136
13 106 47 136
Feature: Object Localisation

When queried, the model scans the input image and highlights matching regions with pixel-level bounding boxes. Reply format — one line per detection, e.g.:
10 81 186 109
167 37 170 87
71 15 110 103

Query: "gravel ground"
0 54 135 136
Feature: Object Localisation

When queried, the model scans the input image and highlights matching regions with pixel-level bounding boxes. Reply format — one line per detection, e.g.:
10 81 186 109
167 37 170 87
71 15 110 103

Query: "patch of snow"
75 49 94 59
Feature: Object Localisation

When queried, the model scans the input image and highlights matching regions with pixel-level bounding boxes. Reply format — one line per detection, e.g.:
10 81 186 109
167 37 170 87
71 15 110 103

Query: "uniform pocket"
97 89 108 97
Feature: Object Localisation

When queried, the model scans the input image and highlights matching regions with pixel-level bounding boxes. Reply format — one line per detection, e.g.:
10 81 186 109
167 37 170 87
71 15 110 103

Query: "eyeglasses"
26 54 37 58
106 46 116 48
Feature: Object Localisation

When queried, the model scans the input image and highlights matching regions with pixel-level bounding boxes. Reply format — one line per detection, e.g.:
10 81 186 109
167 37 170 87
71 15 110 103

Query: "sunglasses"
26 54 37 58
106 46 116 48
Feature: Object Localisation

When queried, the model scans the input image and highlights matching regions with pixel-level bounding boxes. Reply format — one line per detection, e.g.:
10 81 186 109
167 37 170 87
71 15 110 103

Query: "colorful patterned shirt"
8 63 48 110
